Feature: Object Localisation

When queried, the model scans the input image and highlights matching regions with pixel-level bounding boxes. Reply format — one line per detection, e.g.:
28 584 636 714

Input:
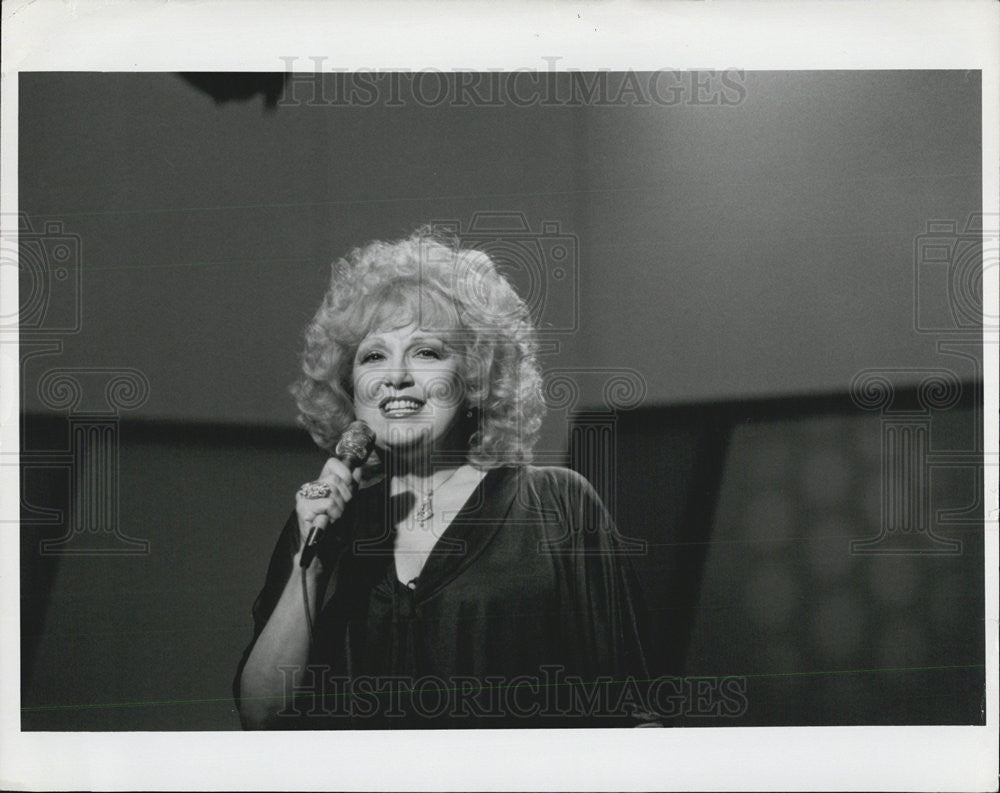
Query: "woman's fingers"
317 457 357 508
295 493 330 531
319 456 354 487
294 456 359 540
331 477 352 504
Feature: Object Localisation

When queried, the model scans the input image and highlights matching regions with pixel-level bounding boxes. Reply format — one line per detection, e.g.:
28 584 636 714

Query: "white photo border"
1 1 997 790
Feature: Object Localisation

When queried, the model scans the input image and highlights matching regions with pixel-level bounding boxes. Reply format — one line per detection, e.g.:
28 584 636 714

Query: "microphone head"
335 420 376 467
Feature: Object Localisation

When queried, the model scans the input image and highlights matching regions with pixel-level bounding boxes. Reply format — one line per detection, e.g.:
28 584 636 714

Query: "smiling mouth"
380 397 425 417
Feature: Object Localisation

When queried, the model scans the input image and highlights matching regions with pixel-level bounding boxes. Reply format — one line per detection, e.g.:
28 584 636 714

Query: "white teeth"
382 399 422 413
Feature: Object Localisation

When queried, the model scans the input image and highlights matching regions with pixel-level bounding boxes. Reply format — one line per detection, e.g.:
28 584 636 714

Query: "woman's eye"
359 350 384 364
414 347 442 359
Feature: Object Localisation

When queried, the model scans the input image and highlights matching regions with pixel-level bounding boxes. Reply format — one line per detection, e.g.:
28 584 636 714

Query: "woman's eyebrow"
355 338 384 355
408 333 446 346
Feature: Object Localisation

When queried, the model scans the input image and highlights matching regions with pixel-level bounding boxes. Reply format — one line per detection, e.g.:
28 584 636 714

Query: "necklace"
414 466 464 527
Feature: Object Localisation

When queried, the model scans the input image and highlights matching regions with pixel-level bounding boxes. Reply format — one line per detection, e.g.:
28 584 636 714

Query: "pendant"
415 495 433 526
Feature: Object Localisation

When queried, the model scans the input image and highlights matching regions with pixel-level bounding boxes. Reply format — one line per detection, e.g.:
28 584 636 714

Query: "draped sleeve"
530 466 660 725
232 508 358 715
231 510 301 710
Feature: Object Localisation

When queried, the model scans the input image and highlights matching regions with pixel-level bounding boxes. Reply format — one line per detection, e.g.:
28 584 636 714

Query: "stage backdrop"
18 71 983 729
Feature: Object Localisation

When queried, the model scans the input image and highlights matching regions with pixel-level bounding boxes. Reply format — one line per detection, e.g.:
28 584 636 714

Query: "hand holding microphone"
295 421 376 569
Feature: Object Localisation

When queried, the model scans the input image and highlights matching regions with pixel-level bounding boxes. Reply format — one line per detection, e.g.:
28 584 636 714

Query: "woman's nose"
383 360 415 389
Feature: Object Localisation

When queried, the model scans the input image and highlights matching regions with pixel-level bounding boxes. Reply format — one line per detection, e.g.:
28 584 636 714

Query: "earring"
466 408 474 419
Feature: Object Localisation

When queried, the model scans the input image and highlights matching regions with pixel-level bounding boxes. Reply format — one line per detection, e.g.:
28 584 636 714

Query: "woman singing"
235 229 656 729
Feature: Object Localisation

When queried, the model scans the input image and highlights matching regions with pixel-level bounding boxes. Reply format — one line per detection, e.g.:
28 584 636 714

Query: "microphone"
299 420 376 569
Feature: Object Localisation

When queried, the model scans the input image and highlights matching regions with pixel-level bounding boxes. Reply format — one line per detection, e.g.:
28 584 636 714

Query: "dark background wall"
18 71 984 729
575 71 982 404
18 72 981 417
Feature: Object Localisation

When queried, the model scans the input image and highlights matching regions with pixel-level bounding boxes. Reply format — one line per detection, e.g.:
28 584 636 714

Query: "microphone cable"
301 565 315 638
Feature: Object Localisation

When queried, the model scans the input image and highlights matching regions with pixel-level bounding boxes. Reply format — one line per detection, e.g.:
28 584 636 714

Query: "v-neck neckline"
362 465 519 598
393 465 501 588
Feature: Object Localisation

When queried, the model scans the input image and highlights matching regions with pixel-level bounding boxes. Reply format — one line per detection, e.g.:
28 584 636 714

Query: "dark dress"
234 465 658 729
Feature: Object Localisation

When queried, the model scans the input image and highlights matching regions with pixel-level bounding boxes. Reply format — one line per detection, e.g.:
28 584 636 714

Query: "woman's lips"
380 397 424 417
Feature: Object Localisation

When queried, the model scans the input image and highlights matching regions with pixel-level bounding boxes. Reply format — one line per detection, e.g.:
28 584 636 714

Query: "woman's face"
351 322 466 458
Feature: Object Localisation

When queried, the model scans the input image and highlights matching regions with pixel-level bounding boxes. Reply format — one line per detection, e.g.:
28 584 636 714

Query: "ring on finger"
298 480 333 499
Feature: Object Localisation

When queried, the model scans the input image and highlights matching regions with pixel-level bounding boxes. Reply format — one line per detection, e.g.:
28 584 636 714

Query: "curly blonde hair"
290 227 546 468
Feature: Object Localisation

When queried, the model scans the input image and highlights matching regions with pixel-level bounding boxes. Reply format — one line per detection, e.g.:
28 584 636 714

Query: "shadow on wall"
21 419 327 730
